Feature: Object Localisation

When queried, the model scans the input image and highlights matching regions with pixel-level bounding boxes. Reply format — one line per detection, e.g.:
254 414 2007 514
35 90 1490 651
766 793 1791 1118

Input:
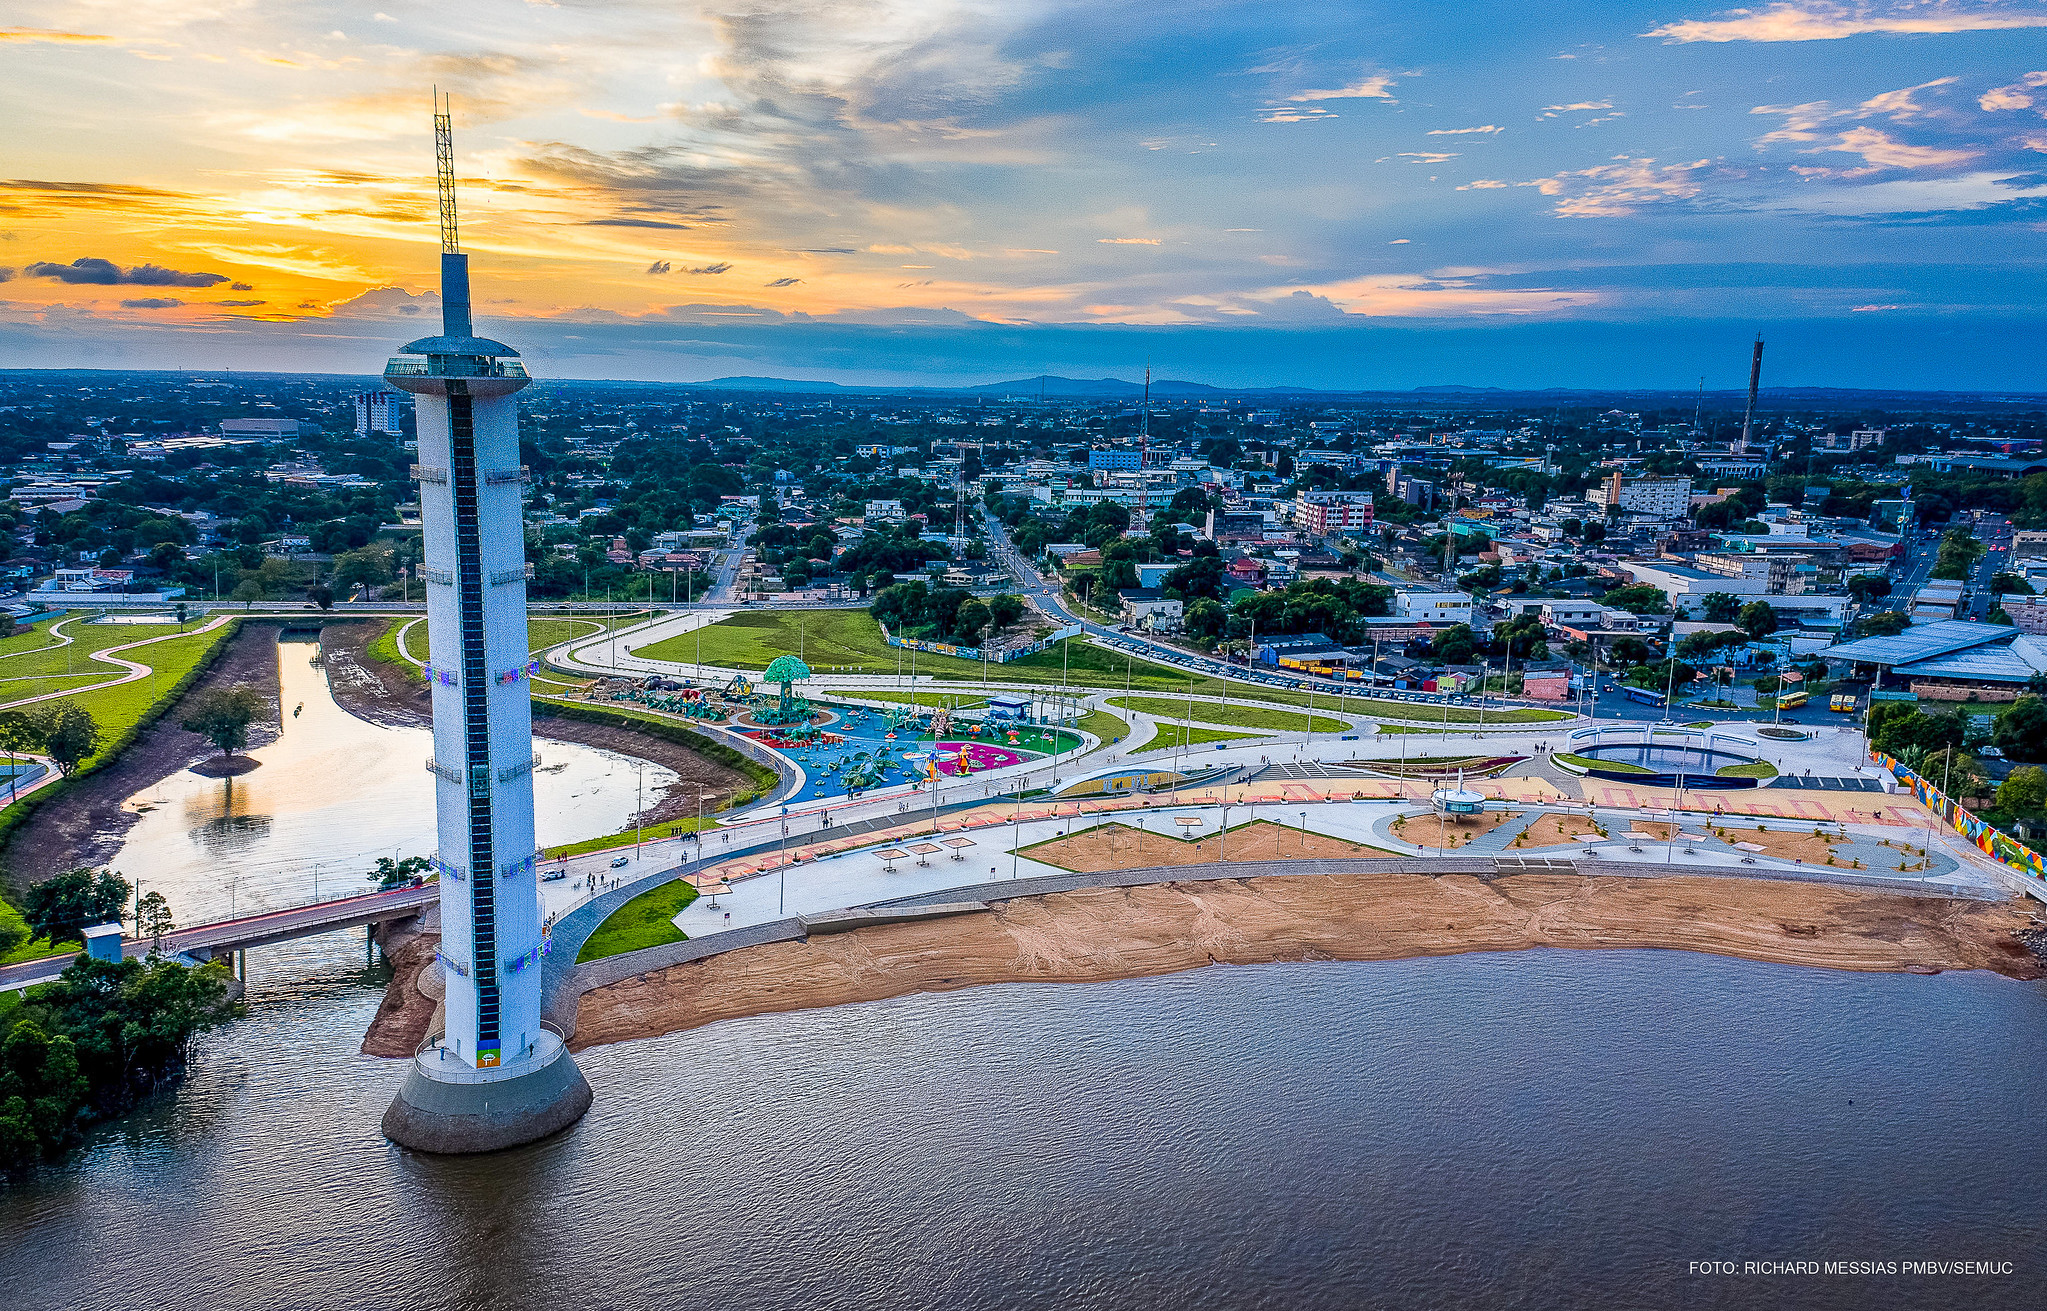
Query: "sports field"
1109 695 1349 734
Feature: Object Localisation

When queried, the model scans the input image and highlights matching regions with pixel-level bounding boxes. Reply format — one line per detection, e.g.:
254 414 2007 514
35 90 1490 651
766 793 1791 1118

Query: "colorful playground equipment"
755 655 815 727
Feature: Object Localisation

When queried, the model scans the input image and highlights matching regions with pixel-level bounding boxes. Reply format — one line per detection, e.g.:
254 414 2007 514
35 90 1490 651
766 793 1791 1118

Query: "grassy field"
642 610 1572 724
0 625 237 769
1716 760 1780 778
376 616 619 673
1557 752 1652 774
0 615 205 701
1078 708 1130 744
575 878 700 962
1108 695 1348 734
1140 724 1263 751
543 816 718 861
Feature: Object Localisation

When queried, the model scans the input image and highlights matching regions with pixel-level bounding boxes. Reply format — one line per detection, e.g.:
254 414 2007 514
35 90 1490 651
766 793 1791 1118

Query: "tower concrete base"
383 1030 592 1154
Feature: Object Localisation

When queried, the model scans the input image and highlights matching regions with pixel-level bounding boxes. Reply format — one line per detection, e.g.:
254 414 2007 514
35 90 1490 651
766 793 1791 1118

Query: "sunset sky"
3 0 2046 388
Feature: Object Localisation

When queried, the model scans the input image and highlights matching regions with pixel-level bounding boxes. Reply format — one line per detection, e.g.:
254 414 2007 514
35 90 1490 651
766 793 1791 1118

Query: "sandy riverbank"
568 872 2047 1051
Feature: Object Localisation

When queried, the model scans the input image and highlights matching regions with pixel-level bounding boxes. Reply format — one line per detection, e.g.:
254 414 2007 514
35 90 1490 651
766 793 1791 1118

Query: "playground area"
745 702 1082 801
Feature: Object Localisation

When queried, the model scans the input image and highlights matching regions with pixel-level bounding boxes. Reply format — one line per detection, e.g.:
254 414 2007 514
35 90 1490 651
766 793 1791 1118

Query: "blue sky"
2 0 2045 388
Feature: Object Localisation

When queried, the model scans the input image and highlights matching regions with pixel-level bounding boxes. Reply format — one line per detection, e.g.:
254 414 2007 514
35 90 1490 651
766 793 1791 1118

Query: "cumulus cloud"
120 297 182 309
229 282 253 291
1288 74 1398 102
648 260 673 274
26 257 229 286
1981 70 2047 109
763 276 801 287
1831 125 1981 166
1647 2 2047 43
0 268 11 282
686 263 733 275
1427 125 1503 135
1532 157 1718 216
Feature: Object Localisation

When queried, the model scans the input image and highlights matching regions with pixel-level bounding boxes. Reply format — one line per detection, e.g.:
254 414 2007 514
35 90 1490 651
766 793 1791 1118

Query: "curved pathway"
0 614 236 712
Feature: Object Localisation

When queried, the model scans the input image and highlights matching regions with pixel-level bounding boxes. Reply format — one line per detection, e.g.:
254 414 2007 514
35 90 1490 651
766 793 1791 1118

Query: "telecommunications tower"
381 95 592 1152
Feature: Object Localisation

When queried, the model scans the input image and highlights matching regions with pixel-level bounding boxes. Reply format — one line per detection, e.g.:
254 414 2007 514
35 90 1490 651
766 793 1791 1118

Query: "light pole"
635 759 645 856
778 814 789 914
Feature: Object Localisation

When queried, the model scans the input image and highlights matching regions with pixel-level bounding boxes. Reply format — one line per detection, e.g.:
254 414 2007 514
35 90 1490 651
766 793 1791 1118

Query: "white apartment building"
1394 589 1474 626
1600 473 1692 518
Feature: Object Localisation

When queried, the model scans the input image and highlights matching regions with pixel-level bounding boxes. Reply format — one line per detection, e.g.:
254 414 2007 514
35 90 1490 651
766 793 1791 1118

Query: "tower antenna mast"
434 90 460 254
1138 361 1150 529
1739 334 1764 450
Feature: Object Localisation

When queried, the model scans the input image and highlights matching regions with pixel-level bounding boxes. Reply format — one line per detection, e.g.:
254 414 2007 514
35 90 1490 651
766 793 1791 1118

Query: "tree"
179 685 267 761
1700 592 1742 623
1737 601 1780 640
147 541 185 572
1997 765 2047 813
1993 696 2047 762
1608 636 1652 666
136 891 175 955
33 705 98 776
369 855 434 890
1432 624 1480 665
1846 574 1894 603
307 583 334 611
21 868 131 945
1992 572 2035 596
0 709 43 800
1856 610 1910 638
1599 585 1671 616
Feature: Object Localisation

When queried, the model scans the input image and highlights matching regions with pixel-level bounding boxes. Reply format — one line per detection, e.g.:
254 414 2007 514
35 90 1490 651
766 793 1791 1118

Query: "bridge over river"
0 882 437 992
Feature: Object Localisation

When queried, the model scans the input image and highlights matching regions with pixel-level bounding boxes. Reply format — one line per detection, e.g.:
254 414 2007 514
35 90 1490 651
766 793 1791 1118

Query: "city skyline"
3 1 2046 387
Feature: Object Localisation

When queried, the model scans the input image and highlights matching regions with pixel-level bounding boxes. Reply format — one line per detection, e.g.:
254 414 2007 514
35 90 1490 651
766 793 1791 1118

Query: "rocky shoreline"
563 872 2046 1052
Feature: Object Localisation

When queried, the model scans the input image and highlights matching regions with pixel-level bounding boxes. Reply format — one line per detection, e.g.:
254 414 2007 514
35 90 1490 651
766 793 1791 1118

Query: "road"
0 881 438 992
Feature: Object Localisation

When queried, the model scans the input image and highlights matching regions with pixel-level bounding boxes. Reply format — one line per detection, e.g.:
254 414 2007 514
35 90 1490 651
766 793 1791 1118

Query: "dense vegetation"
1 954 241 1169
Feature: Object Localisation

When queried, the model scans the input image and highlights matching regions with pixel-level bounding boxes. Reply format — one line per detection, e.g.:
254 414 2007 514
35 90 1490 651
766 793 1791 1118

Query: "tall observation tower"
382 97 592 1153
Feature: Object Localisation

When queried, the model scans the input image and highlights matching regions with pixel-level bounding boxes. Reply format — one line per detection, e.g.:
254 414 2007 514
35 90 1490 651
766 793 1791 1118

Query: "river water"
105 635 673 922
3 939 2044 1310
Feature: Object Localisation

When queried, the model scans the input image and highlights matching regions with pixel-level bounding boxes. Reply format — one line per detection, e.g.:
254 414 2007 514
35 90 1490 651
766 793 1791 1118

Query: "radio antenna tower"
1138 362 1150 529
434 90 459 254
1738 334 1764 451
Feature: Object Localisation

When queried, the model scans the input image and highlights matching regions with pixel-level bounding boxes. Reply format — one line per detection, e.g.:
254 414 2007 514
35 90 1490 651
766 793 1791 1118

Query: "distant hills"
688 373 1341 397
680 373 2047 404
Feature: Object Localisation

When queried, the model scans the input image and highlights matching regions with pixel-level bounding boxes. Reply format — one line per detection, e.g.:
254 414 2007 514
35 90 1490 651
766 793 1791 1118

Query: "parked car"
541 868 567 883
609 856 630 868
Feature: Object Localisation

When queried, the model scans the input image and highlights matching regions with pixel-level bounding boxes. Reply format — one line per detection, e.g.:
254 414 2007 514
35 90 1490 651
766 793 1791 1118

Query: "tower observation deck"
381 97 591 1153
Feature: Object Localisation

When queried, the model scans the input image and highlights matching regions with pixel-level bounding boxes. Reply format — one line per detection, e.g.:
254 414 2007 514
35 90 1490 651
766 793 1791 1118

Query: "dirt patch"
318 618 429 728
1 622 284 892
569 873 2046 1051
1390 808 1523 850
189 755 262 778
1025 819 1387 872
1515 813 1603 847
1708 824 1842 864
362 904 441 1058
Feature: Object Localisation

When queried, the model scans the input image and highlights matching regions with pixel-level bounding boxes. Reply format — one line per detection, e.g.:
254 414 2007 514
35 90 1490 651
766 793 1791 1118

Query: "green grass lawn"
1140 724 1264 751
378 616 619 671
576 879 700 962
640 611 1574 724
543 816 718 860
1078 708 1131 744
1716 760 1780 778
1109 695 1347 733
20 625 238 769
1557 752 1652 774
0 617 194 685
